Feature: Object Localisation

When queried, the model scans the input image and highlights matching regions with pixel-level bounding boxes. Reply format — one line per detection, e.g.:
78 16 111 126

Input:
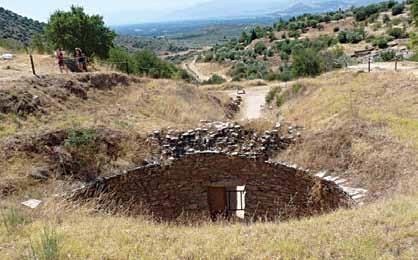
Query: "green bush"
108 47 135 74
383 14 391 24
412 0 418 24
278 65 293 82
108 48 190 80
276 95 285 108
288 30 301 38
380 50 396 61
203 74 226 85
265 87 280 104
254 42 267 55
291 48 324 77
372 36 391 49
392 4 404 16
338 28 366 44
387 27 404 39
64 129 97 148
292 83 302 94
229 61 269 81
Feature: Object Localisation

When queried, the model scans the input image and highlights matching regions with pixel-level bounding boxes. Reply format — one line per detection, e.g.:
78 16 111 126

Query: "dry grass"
0 77 228 140
0 188 417 259
1 57 418 259
281 70 418 147
193 61 232 81
277 69 418 199
0 75 230 200
0 52 58 81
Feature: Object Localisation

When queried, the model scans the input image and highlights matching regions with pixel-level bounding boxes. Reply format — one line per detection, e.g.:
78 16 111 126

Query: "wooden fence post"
125 60 129 75
30 54 36 76
368 57 371 72
395 56 398 71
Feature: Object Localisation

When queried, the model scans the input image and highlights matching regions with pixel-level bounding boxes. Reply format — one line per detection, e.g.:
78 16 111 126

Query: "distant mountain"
273 0 386 16
168 0 386 21
0 7 44 43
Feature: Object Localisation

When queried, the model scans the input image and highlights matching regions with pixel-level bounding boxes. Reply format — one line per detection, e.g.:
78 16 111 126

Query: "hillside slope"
276 68 418 201
0 70 417 259
0 7 44 43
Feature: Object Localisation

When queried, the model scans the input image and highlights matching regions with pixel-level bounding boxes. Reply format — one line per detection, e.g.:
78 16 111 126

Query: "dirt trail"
223 86 272 120
183 57 210 83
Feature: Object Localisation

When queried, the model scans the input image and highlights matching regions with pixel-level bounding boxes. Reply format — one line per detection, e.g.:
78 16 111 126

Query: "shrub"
288 30 301 38
390 18 402 26
254 42 267 55
392 4 404 16
276 95 285 107
203 74 226 85
265 87 280 104
380 50 396 61
387 27 404 39
278 65 293 82
338 31 349 43
204 53 214 62
108 47 135 74
372 36 390 49
355 9 368 21
291 48 324 77
339 28 366 44
383 14 391 24
109 49 189 80
292 83 302 94
64 129 97 148
372 22 382 31
368 13 379 23
413 0 418 24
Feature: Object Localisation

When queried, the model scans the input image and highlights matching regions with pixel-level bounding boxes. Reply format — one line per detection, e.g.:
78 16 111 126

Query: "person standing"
56 48 68 73
75 48 87 72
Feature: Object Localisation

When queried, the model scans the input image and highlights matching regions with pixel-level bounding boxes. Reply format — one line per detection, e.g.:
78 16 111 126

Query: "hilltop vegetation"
0 7 44 48
199 0 416 81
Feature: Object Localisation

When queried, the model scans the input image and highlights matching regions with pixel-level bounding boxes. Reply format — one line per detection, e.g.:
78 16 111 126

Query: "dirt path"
223 86 272 120
183 57 210 83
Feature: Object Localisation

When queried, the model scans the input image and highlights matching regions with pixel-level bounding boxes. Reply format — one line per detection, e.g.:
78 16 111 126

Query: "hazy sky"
0 0 211 25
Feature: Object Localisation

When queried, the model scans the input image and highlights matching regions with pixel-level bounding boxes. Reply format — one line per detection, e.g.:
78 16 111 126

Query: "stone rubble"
147 121 301 161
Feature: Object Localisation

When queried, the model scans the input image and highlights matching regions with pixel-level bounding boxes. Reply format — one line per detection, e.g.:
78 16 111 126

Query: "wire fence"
28 53 132 76
25 49 414 79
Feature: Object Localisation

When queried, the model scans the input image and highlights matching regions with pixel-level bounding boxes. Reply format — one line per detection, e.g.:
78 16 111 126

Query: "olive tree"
45 6 116 58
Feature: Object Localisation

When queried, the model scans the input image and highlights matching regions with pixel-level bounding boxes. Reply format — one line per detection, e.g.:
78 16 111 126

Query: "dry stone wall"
147 121 300 161
73 153 352 221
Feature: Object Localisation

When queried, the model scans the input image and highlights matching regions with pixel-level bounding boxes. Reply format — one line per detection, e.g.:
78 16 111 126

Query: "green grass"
27 226 62 260
1 207 30 234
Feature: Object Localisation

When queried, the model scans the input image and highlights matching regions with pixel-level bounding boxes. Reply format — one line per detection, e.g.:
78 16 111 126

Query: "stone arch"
72 153 352 221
